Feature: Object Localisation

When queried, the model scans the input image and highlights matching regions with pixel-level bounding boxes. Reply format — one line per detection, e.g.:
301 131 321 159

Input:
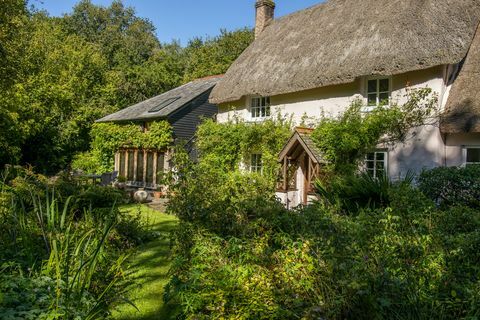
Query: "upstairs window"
250 153 263 173
466 147 480 166
251 96 270 119
367 78 390 108
365 151 388 178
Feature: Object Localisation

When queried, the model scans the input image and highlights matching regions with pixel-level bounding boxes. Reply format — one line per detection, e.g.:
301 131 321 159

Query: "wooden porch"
277 127 327 206
114 148 170 189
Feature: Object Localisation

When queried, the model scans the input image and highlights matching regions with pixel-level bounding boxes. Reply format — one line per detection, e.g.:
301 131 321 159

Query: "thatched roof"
441 24 480 133
97 75 222 123
210 0 480 104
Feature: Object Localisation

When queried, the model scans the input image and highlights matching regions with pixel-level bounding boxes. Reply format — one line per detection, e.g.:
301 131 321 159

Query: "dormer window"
366 78 391 109
250 96 271 119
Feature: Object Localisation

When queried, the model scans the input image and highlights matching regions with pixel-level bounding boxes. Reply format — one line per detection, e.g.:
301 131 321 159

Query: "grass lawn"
111 204 179 320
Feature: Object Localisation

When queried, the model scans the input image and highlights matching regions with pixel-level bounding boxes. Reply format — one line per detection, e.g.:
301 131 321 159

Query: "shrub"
315 171 415 214
166 165 480 319
418 165 480 208
0 169 153 318
312 88 438 175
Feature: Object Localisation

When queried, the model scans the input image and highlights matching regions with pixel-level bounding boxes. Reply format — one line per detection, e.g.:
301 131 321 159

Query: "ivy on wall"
312 87 438 176
196 117 293 189
72 121 172 174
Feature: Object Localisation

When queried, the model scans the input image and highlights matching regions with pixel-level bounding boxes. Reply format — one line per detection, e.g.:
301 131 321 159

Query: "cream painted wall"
217 65 478 181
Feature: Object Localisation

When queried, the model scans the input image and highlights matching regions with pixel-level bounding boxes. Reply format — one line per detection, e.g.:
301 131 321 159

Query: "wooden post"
133 149 138 182
114 152 119 172
282 157 288 191
124 150 129 180
153 151 158 187
143 150 147 185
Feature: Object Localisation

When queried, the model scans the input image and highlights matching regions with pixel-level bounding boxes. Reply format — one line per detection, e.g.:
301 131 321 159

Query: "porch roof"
278 127 326 164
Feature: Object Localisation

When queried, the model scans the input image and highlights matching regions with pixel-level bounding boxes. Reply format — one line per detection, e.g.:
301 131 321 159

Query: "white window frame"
364 151 388 178
363 77 392 112
463 146 480 166
249 96 271 120
250 153 263 173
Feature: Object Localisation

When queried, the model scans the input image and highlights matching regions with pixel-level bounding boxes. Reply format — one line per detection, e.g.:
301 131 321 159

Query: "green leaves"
312 88 438 176
73 121 172 174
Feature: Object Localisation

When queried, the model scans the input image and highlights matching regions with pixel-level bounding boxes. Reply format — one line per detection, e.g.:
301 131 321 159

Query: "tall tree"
183 28 254 82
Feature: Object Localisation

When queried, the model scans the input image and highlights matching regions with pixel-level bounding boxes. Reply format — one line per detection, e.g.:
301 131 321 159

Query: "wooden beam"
282 156 288 191
133 149 138 182
124 150 129 180
153 151 158 187
143 150 147 185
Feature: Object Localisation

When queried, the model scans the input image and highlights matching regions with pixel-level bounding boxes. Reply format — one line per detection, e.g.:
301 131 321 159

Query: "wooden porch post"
143 150 147 185
114 152 119 172
153 151 158 187
133 149 138 182
124 150 129 180
283 157 288 191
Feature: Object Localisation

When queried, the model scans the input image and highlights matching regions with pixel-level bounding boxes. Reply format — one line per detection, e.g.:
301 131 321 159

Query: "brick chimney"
255 0 275 38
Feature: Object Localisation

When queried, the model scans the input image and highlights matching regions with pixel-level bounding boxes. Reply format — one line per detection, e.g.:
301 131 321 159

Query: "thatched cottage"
209 0 480 207
97 76 220 189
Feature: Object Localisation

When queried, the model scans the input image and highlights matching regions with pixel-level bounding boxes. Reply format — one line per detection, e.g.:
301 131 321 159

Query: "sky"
32 0 322 45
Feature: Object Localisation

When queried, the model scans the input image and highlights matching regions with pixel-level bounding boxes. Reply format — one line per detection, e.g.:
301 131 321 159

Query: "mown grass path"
111 204 178 320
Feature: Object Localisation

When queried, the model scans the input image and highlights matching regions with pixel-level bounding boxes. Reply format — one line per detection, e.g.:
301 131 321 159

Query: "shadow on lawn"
112 208 180 320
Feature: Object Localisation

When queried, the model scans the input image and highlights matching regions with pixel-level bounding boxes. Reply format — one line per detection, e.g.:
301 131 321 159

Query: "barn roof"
441 23 480 133
210 0 480 104
97 75 222 123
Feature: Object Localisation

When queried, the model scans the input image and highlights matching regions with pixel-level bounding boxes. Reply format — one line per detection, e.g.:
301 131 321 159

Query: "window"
466 147 480 166
250 96 270 118
365 151 388 178
367 78 390 108
250 153 262 173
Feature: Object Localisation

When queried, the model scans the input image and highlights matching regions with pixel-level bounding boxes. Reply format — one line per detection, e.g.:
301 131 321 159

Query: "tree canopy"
0 0 253 174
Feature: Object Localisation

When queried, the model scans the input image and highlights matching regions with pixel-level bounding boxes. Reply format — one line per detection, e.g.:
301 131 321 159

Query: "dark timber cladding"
168 89 217 142
96 75 221 188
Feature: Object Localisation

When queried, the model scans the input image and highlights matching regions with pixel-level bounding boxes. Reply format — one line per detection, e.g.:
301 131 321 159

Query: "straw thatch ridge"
210 0 480 104
441 23 480 133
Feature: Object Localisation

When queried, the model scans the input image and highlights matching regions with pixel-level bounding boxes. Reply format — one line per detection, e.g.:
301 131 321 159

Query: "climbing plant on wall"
196 117 293 189
312 87 438 176
72 121 172 174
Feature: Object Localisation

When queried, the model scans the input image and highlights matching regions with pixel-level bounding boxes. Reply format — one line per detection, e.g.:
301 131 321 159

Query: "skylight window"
148 97 181 113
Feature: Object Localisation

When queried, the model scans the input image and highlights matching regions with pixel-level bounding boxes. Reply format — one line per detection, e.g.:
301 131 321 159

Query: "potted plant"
153 186 163 199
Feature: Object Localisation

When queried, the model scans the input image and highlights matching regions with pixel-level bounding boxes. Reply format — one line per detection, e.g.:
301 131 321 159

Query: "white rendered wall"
217 66 478 178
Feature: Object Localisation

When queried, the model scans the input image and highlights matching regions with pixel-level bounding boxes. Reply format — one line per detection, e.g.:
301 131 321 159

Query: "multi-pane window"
367 78 390 107
466 148 480 166
251 97 271 118
365 151 387 178
250 153 263 173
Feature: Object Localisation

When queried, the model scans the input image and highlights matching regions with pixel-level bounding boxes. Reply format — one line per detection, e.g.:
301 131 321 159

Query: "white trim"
249 153 263 173
362 76 392 112
248 95 271 120
463 146 480 166
365 150 389 178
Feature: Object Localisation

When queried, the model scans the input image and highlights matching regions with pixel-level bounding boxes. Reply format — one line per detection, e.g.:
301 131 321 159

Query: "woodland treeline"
0 0 253 174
